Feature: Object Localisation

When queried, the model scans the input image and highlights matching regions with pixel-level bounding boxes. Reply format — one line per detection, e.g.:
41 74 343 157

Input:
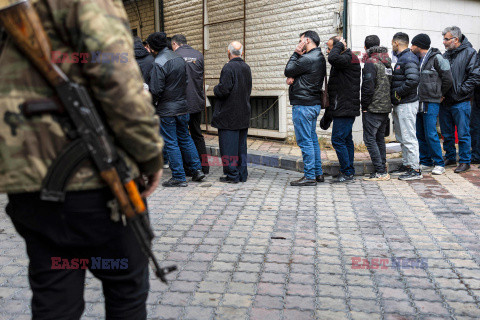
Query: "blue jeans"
161 114 201 181
471 99 480 162
439 101 471 163
292 105 323 180
332 117 356 176
416 103 444 167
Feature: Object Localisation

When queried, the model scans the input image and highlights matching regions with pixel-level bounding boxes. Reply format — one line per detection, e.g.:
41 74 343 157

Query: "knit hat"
146 32 168 52
412 33 431 50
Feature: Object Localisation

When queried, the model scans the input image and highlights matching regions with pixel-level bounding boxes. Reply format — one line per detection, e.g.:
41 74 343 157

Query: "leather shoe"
162 178 187 187
219 176 238 184
290 177 317 186
192 169 206 182
454 163 470 173
444 159 457 167
316 175 325 182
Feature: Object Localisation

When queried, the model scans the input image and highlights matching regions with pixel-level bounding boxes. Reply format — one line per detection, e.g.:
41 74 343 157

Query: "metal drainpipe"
154 0 160 32
159 0 165 31
343 0 348 40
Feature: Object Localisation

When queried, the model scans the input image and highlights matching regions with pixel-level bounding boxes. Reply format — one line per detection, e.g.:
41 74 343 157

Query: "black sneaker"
333 174 355 183
316 175 325 182
192 169 206 182
162 178 188 187
390 164 409 176
398 168 423 181
290 177 317 186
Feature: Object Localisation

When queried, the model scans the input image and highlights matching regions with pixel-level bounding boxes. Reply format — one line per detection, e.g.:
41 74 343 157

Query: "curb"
206 145 403 176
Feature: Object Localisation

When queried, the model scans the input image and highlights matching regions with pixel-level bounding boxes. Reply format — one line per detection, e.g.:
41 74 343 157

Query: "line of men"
286 27 480 186
134 32 252 187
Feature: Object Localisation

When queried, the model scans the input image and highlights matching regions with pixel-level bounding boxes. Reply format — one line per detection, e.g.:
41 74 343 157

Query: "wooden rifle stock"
0 0 67 86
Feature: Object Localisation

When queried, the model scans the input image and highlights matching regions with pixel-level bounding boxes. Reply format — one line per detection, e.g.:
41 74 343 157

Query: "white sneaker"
420 164 433 172
432 166 445 175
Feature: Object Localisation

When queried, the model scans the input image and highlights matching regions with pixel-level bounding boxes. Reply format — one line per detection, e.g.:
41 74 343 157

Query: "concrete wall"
348 0 480 142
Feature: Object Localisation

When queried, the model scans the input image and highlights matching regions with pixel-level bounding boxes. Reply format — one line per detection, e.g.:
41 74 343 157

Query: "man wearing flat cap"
411 33 453 176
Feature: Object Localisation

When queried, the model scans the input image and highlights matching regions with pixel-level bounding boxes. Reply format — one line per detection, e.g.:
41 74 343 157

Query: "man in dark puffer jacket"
441 26 480 173
390 32 422 181
325 36 361 183
411 33 453 176
285 30 327 186
361 35 393 181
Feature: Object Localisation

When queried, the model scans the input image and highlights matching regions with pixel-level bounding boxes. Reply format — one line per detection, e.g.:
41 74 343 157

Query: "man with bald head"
212 41 252 183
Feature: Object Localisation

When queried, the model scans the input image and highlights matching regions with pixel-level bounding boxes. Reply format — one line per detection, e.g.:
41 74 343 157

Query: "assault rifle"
0 0 176 283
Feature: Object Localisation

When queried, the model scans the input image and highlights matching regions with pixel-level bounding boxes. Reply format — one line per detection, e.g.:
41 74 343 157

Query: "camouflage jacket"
361 46 393 114
0 0 163 194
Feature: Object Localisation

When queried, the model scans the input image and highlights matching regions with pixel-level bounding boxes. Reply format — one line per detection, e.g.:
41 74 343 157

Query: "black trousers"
189 111 209 174
6 188 149 320
218 128 248 182
362 112 389 174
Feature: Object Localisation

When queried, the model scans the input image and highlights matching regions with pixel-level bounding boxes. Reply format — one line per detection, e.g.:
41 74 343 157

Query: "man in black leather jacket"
284 30 327 186
148 32 205 187
441 26 480 173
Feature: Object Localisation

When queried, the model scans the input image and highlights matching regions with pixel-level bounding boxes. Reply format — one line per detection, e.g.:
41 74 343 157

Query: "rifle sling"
40 139 90 202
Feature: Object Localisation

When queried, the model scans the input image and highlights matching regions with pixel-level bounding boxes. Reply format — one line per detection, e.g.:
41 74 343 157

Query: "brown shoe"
290 177 317 186
454 163 470 173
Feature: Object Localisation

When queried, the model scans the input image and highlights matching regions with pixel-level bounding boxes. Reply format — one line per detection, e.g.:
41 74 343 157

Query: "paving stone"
284 295 315 310
184 306 214 320
222 293 253 308
283 309 315 319
253 295 284 309
250 308 282 320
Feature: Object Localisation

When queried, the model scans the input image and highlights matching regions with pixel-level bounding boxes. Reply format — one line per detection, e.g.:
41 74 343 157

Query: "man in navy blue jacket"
390 32 422 180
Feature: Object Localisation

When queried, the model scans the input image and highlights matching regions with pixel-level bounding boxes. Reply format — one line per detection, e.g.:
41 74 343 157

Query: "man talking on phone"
285 30 327 186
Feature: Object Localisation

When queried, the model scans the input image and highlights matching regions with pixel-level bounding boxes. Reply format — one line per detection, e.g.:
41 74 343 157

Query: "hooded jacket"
326 42 361 117
361 46 393 113
284 47 326 106
391 48 420 105
134 40 155 84
418 48 453 103
443 35 480 105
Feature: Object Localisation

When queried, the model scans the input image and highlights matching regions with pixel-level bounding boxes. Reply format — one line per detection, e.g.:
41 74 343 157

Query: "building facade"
124 0 480 143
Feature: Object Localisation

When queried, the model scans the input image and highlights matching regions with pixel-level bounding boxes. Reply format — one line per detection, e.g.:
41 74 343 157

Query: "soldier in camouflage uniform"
0 0 163 318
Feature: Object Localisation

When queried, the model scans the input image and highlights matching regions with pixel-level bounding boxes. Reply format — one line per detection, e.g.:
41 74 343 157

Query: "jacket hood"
366 46 391 67
367 46 388 55
134 40 151 59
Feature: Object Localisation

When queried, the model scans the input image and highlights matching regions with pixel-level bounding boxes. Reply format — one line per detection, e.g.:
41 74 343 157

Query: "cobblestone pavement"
1 164 480 319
